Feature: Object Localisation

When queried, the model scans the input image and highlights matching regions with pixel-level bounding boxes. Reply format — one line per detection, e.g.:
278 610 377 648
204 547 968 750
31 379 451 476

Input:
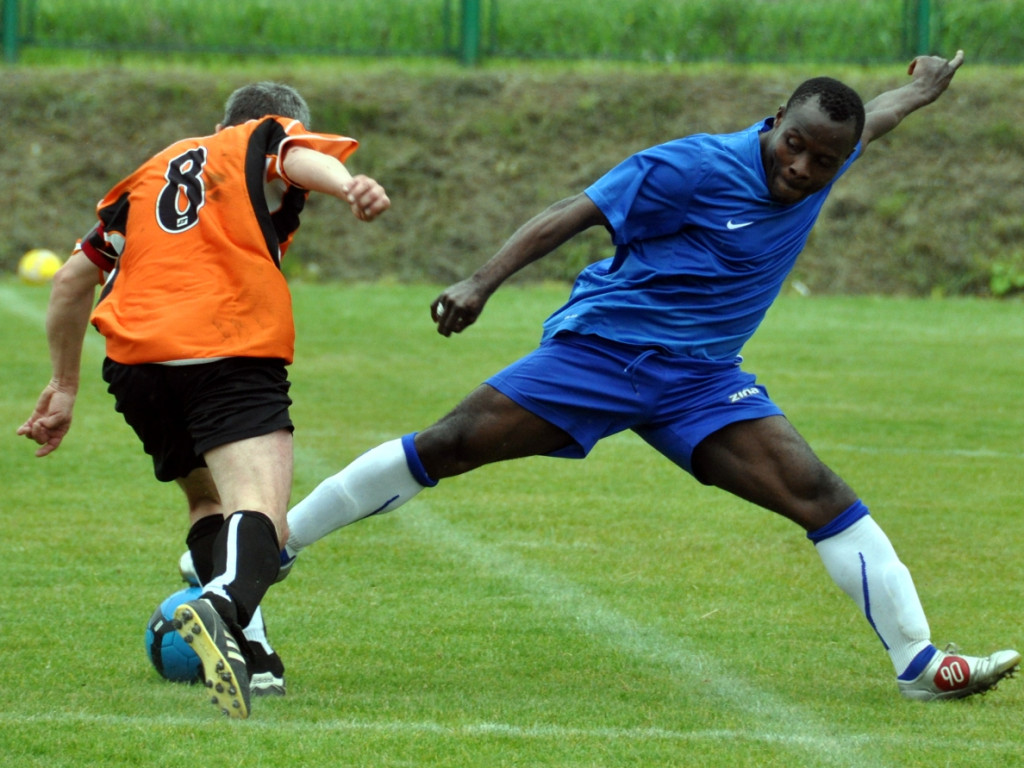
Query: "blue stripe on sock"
806 499 870 543
898 644 939 681
859 552 889 651
401 432 438 487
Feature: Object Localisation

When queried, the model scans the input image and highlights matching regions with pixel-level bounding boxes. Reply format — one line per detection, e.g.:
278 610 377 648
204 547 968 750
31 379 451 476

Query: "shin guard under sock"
810 501 932 675
185 514 225 586
203 510 281 629
285 435 433 556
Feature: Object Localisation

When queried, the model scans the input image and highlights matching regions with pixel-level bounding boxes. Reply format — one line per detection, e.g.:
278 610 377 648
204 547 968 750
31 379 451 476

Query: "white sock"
242 605 273 654
285 437 428 556
812 505 932 676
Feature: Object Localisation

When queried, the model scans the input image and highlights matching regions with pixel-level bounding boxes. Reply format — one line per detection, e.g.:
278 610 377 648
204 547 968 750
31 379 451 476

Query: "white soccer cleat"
247 643 286 697
250 669 287 697
178 550 200 587
897 645 1021 701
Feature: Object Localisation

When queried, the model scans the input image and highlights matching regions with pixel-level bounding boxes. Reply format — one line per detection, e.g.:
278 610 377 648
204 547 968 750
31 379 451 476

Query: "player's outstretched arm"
431 193 608 337
17 249 100 456
860 49 965 148
282 145 390 222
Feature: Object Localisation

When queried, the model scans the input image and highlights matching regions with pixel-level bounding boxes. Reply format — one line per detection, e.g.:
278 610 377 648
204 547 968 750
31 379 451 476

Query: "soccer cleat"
173 599 251 718
277 550 296 582
897 645 1021 701
250 669 287 697
248 646 286 697
179 552 288 696
178 551 201 587
179 549 294 585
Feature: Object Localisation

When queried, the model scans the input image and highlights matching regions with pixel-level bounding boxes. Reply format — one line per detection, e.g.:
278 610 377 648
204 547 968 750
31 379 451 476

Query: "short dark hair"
222 82 312 128
786 77 865 143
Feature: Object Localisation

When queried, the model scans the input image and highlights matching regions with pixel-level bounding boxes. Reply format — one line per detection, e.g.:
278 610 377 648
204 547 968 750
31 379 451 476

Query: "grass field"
1 280 1023 767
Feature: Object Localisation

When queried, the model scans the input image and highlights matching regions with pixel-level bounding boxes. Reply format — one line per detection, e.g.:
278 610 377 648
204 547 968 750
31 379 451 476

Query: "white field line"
393 508 896 768
0 284 106 354
2 710 1021 755
610 430 1024 461
817 442 1024 460
0 284 50 323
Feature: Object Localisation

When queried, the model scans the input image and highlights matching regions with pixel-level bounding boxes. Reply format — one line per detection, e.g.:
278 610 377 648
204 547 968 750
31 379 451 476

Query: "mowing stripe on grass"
819 442 1024 460
0 284 50 324
4 709 1021 755
606 429 1024 461
0 284 105 353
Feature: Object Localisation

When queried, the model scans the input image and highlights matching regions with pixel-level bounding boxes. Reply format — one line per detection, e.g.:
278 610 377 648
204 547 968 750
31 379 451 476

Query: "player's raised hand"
907 49 964 99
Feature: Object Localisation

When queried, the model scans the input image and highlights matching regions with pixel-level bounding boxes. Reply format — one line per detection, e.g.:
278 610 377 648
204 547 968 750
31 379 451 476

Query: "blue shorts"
486 333 783 477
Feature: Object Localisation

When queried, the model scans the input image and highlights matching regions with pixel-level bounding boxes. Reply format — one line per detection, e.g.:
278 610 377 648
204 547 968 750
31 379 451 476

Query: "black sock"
185 514 225 586
205 510 281 629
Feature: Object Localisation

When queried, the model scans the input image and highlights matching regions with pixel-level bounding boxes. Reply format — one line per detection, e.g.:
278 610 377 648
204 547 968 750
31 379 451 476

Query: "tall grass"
23 0 454 55
16 0 1024 64
487 0 907 63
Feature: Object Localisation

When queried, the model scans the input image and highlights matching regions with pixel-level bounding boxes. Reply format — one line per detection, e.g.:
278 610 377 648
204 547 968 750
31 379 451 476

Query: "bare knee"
793 465 858 528
413 385 571 480
176 469 223 525
415 416 484 479
693 417 858 530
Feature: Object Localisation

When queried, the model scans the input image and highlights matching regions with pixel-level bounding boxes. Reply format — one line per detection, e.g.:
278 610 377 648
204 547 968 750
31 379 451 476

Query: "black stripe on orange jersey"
272 185 308 258
245 118 292 269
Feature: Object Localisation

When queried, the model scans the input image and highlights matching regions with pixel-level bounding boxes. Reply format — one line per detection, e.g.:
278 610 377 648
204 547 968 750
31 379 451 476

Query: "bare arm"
17 249 101 456
860 50 965 148
281 145 390 222
431 193 609 337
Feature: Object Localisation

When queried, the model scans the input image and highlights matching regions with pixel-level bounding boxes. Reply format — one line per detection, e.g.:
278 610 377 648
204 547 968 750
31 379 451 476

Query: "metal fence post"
460 0 481 66
915 0 932 54
3 0 20 63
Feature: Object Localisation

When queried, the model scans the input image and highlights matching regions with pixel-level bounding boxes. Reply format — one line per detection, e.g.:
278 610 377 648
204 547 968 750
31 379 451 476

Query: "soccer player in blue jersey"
280 50 1019 700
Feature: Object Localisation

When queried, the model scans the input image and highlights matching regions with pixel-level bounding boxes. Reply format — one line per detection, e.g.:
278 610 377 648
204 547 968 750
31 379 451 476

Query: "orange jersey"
84 117 357 364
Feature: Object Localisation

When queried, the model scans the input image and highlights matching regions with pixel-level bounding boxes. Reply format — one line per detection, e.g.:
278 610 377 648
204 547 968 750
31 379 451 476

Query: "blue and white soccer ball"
144 586 203 683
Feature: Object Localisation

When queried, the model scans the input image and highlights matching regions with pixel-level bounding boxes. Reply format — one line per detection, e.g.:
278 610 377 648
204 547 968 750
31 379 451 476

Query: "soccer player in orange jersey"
19 82 390 719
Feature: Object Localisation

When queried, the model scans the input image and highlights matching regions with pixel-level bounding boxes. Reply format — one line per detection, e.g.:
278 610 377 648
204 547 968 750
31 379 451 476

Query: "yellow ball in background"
17 248 64 285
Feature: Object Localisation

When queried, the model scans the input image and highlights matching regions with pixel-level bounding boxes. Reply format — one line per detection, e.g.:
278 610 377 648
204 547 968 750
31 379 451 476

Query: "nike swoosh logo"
726 220 754 230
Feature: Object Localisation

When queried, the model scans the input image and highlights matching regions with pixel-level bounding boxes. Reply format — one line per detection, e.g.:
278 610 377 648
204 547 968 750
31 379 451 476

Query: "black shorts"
102 357 293 482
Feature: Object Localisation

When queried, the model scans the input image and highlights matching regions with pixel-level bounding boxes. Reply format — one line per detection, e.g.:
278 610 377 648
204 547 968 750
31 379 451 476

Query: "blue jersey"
540 119 861 361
